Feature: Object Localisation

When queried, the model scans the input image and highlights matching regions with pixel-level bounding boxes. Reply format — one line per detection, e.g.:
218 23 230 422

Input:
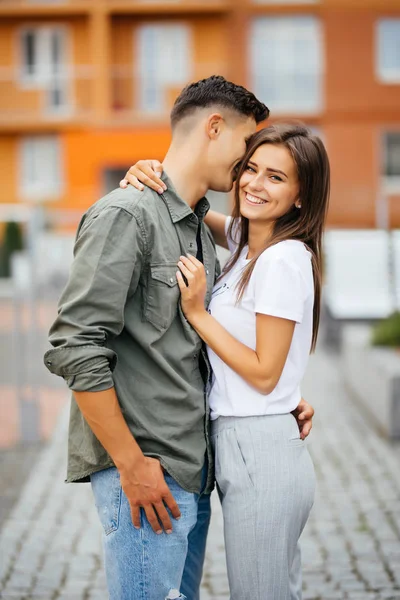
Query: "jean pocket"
90 467 122 535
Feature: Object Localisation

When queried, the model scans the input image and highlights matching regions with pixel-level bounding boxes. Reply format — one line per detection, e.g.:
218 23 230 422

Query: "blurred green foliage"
0 221 24 278
371 312 400 348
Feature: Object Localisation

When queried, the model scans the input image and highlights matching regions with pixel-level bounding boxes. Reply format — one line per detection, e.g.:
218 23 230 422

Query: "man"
44 76 314 600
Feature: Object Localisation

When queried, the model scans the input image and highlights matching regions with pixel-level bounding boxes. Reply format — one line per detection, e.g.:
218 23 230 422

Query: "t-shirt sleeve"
225 216 241 254
253 252 309 324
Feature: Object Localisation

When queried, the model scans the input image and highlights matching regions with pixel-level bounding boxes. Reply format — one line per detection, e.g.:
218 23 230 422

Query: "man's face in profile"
207 116 257 193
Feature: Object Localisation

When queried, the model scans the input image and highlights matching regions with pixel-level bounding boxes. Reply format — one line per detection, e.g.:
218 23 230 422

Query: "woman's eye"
246 166 256 173
271 175 283 182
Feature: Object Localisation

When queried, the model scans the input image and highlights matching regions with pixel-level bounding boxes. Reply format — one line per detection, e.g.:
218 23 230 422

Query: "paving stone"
1 348 400 600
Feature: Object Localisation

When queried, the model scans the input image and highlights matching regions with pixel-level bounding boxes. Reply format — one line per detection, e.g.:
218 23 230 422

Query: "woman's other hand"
120 160 166 194
176 255 207 321
292 398 314 440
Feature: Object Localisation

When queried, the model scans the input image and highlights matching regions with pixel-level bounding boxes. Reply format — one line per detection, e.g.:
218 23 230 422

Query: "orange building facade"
0 0 400 228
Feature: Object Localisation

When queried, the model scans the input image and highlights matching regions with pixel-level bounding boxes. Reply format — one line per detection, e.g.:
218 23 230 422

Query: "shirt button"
169 277 174 283
206 269 209 275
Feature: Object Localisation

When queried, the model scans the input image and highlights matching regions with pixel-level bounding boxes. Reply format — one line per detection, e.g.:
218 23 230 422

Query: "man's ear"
206 113 224 140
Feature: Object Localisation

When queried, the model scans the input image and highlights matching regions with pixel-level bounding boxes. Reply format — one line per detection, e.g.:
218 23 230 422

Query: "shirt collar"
160 171 210 224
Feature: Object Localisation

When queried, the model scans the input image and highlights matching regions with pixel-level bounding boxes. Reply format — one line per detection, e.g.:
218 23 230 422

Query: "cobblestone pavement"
0 442 43 531
1 348 400 600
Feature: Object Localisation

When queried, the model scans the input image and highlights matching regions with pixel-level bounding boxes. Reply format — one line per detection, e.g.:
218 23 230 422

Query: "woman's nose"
249 176 265 191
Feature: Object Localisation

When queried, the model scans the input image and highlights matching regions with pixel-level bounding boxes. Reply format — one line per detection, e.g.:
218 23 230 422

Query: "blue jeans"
91 467 211 600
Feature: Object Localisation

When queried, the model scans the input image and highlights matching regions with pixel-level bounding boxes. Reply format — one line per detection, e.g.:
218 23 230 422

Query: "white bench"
323 229 397 348
391 230 400 312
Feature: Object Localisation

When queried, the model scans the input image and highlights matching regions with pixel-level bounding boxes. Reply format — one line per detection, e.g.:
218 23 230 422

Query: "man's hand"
120 456 181 535
74 388 181 535
291 398 314 440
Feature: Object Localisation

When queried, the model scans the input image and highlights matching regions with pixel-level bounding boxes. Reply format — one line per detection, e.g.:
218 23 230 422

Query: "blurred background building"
0 0 399 228
3 5 400 594
0 0 400 456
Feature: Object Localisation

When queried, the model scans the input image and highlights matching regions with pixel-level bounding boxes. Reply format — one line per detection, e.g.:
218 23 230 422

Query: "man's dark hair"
170 75 269 129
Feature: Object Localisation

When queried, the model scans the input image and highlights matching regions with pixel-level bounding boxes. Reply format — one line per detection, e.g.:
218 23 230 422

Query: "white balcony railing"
0 67 93 126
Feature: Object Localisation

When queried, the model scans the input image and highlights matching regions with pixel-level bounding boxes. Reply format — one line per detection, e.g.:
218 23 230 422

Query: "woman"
122 123 330 599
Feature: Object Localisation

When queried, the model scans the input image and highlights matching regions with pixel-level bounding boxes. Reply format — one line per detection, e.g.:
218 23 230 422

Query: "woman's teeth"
246 193 267 205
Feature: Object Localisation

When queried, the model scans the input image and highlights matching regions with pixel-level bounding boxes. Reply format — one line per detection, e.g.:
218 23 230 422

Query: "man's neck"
162 148 208 209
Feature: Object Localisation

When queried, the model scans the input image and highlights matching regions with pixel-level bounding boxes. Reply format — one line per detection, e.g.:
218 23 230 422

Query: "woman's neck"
247 220 274 259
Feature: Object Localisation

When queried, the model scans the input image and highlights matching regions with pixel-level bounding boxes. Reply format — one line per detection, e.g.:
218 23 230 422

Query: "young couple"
45 75 329 600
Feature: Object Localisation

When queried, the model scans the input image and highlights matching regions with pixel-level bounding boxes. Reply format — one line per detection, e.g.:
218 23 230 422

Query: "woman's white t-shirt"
207 217 314 420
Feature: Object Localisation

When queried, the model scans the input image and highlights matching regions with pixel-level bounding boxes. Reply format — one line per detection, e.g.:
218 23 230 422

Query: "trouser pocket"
90 467 122 535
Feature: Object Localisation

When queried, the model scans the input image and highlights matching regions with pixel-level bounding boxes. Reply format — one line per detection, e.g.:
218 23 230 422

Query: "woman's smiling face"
239 143 301 223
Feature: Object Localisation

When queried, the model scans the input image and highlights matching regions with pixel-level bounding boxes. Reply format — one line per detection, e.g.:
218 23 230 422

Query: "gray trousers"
211 414 316 600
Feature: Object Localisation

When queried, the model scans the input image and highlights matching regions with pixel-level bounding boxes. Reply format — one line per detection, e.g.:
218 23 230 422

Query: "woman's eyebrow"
266 167 288 178
247 161 288 179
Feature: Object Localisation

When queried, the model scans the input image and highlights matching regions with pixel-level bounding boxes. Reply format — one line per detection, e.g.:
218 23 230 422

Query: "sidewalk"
1 348 400 600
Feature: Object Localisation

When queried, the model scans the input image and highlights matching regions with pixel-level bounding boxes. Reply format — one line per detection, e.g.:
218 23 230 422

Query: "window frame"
249 15 324 115
18 135 64 201
382 130 400 195
17 25 71 114
375 18 400 84
135 22 193 114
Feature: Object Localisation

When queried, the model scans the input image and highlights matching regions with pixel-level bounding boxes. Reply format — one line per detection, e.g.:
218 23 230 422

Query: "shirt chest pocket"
143 262 180 330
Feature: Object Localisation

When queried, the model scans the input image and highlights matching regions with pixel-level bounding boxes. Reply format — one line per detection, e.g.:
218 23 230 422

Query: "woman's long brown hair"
223 123 330 352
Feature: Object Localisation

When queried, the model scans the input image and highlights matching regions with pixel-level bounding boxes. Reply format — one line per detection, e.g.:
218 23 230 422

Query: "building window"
19 27 69 112
250 16 323 114
103 168 130 195
19 136 63 200
136 23 192 113
376 19 400 83
383 132 400 192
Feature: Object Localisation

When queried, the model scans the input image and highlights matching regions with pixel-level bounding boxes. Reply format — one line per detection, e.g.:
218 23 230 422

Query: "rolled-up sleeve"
44 206 145 392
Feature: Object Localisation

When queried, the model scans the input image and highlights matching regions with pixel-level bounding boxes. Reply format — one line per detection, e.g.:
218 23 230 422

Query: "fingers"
143 504 163 535
300 420 313 440
297 410 306 421
184 254 203 268
130 504 141 529
179 255 205 274
298 408 313 422
176 271 187 290
297 399 314 419
153 502 173 533
163 490 181 521
136 494 180 535
149 160 163 176
177 261 195 281
132 500 180 535
121 174 144 192
129 161 167 194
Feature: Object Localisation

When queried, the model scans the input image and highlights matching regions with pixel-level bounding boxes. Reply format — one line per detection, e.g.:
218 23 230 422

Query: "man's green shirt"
44 174 219 494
